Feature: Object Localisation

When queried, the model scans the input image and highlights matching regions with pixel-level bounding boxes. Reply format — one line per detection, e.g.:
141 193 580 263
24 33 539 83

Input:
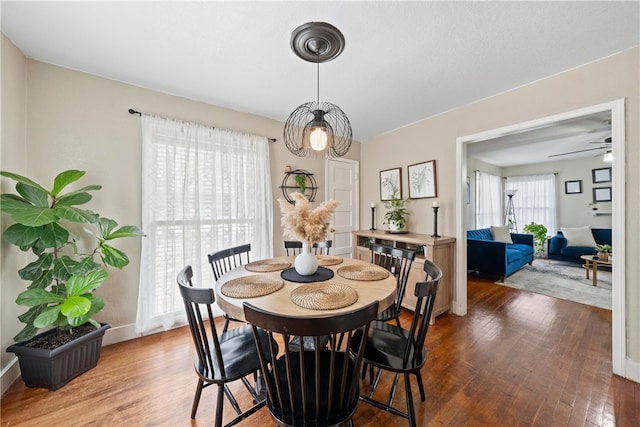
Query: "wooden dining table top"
214 256 397 322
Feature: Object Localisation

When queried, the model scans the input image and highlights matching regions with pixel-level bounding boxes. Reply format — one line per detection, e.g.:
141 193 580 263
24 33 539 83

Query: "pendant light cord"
316 51 320 106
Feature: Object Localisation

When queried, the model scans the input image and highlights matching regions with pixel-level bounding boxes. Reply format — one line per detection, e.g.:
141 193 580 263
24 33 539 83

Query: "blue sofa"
547 228 611 264
467 228 534 282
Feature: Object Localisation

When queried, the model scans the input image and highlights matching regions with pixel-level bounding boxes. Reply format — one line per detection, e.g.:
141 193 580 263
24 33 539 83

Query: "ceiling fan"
547 136 611 158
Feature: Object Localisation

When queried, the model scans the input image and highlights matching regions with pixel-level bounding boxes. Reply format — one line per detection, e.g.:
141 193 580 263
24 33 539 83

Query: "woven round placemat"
317 255 344 266
221 275 284 298
290 282 358 310
337 265 390 281
245 259 291 273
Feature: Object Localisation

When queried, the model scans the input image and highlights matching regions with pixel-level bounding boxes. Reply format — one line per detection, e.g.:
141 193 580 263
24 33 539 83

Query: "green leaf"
17 305 45 324
97 217 118 237
55 191 92 207
68 314 92 327
18 253 53 281
16 288 65 307
55 186 101 205
33 305 62 328
54 205 99 223
0 194 32 213
100 244 130 268
51 170 85 197
29 270 53 289
2 223 42 247
38 222 70 248
16 182 50 207
104 225 145 240
85 295 105 316
0 171 49 194
14 324 40 343
6 205 58 227
65 270 108 297
60 295 91 317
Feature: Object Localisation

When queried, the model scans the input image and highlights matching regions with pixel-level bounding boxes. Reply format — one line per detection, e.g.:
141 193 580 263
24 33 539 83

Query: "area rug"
495 260 611 310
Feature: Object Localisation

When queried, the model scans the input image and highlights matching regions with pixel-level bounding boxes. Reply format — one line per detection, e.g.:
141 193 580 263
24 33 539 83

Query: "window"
475 171 502 229
504 174 557 235
136 115 272 334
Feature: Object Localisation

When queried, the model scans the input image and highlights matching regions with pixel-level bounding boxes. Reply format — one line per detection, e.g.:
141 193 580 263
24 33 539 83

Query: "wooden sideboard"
352 230 455 320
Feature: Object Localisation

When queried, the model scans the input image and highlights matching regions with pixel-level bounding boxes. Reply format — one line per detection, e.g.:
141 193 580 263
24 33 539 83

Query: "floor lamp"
504 189 518 232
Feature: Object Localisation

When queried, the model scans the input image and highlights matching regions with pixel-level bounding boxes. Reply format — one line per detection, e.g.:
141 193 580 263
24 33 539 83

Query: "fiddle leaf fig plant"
0 170 144 343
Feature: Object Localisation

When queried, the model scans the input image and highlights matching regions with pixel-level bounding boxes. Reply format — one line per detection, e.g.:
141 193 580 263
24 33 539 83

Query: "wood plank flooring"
2 274 638 426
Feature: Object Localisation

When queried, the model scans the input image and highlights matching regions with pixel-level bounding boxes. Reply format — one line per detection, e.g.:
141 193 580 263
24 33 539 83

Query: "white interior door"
326 159 359 258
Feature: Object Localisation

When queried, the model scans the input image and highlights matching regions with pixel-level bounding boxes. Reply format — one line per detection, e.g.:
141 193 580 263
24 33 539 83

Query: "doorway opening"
455 100 626 376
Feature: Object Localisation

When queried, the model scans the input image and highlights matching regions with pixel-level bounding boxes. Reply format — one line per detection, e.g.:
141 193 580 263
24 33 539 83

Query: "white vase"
388 220 403 231
294 243 319 275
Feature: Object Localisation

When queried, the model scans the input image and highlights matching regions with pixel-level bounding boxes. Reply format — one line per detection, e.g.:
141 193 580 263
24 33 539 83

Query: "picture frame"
379 167 402 201
564 180 582 194
592 167 611 184
407 160 437 199
592 186 612 202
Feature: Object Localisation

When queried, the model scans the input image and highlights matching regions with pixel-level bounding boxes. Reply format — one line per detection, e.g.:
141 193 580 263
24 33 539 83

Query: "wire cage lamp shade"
284 101 352 158
283 22 353 159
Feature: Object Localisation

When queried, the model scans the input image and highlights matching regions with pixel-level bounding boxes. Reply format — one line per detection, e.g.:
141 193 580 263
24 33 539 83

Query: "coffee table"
580 254 612 287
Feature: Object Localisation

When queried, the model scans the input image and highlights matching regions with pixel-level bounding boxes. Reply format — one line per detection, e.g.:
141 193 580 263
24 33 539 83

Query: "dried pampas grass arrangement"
278 193 340 245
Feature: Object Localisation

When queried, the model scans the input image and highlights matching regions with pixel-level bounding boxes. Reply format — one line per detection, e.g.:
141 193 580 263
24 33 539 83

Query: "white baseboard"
623 357 640 383
102 322 141 346
1 358 20 397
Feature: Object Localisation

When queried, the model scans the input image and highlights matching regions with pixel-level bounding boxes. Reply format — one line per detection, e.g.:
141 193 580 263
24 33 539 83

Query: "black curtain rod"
128 108 276 142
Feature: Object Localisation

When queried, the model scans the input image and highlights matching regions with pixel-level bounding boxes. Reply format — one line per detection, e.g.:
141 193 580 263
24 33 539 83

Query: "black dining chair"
208 243 252 332
243 300 379 427
283 240 332 256
355 260 442 427
177 265 275 427
369 243 416 327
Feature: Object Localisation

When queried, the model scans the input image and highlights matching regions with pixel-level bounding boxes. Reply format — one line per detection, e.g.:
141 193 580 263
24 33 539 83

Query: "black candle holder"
370 206 376 231
430 206 440 238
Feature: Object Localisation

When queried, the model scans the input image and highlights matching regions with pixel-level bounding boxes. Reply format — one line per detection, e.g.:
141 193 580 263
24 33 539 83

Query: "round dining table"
214 256 397 322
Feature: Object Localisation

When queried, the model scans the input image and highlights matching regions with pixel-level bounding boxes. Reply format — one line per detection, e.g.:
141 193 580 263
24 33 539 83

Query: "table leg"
593 262 598 287
584 260 590 280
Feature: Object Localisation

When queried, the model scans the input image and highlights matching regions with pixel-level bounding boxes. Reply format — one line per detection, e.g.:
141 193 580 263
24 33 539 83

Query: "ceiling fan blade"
548 146 608 158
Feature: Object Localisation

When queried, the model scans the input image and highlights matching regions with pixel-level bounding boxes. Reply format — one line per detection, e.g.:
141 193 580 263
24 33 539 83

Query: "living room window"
475 171 502 229
136 115 273 334
504 174 558 235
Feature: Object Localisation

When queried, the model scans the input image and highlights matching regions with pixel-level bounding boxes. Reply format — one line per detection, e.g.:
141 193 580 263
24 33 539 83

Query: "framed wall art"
379 167 402 201
564 180 582 194
593 187 612 202
592 167 611 184
408 160 437 199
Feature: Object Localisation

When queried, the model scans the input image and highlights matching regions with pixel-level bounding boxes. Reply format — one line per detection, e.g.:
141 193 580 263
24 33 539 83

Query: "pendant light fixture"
283 22 352 158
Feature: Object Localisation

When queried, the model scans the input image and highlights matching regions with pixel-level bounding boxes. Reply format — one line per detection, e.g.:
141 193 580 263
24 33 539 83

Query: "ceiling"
467 111 613 167
2 1 638 160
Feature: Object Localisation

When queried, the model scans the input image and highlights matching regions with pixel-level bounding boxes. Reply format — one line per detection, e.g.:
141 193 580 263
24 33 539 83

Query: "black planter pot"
7 323 110 391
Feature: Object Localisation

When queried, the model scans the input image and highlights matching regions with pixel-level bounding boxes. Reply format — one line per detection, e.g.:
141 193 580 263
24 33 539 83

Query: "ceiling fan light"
603 151 613 162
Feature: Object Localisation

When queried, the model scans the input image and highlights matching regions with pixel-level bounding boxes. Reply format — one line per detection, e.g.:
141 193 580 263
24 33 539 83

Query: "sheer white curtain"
136 115 273 334
475 171 502 229
504 174 557 235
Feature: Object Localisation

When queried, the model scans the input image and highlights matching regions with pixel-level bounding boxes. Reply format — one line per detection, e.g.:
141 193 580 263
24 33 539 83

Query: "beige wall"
0 34 360 384
1 34 29 392
362 48 639 362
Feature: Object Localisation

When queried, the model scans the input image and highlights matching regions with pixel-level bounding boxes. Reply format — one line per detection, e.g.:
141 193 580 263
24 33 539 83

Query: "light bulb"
309 127 328 151
603 151 613 162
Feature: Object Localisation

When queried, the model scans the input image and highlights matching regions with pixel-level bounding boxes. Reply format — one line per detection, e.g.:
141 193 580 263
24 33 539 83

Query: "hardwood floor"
2 274 638 426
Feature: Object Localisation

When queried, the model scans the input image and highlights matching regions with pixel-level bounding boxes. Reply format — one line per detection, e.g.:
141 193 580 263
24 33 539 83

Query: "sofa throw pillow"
561 226 597 247
490 225 513 244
